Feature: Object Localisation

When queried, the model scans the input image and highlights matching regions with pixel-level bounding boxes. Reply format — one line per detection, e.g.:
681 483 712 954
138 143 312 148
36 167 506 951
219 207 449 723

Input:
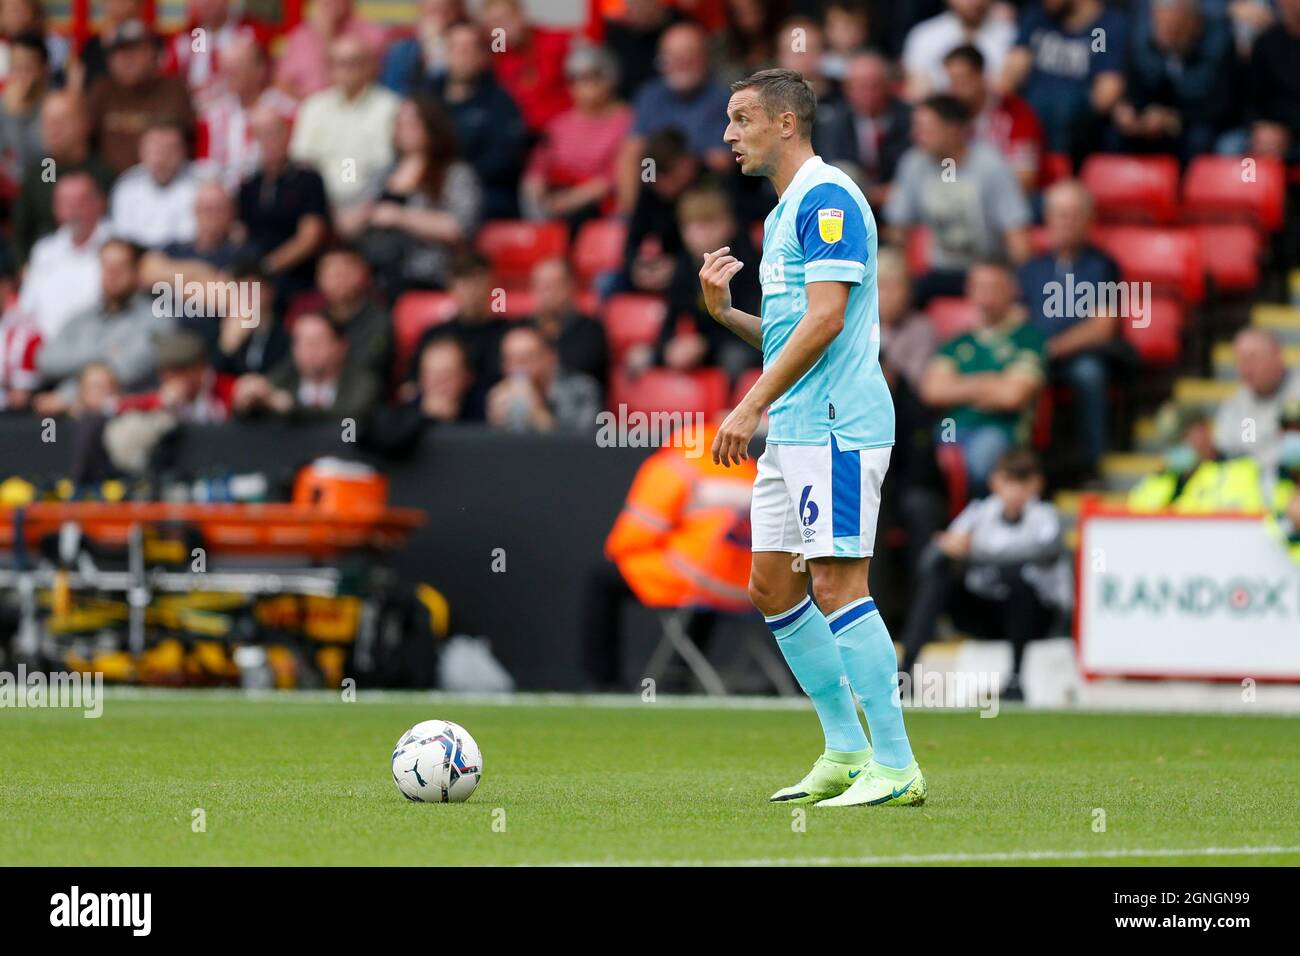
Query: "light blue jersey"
758 155 894 452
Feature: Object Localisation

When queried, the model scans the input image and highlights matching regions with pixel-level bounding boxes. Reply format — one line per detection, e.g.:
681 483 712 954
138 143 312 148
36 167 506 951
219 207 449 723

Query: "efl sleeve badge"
817 208 844 243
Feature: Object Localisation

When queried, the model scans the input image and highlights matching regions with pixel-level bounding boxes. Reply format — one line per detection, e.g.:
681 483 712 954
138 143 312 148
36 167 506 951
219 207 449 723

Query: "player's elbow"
809 309 844 343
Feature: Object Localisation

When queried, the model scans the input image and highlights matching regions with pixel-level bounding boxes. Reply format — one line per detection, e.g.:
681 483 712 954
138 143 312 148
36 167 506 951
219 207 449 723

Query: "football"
391 720 483 803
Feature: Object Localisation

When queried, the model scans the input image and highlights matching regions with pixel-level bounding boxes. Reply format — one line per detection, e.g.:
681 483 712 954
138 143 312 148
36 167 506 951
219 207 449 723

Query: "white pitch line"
542 845 1300 867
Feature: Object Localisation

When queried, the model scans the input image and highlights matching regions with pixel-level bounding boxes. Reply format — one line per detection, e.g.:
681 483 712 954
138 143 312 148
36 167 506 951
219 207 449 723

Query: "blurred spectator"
822 0 873 81
36 239 171 413
919 260 1045 491
200 34 298 191
1016 179 1120 476
381 0 465 95
424 20 526 220
116 328 233 423
839 52 913 208
233 312 380 419
312 245 394 380
878 246 937 396
642 182 759 382
1270 400 1300 560
944 44 1044 196
1111 0 1234 160
73 361 122 417
237 107 330 307
617 22 732 213
481 0 572 132
486 324 600 433
17 172 112 340
618 128 699 295
902 0 1017 100
0 0 69 84
0 297 41 411
899 448 1069 699
71 0 142 92
520 44 632 230
0 31 47 188
85 19 196 175
527 258 608 385
412 336 481 423
717 0 788 82
1241 0 1300 162
1213 328 1300 476
141 180 250 292
1130 403 1263 511
602 0 684 100
407 249 508 396
290 34 399 207
163 0 264 109
274 0 386 100
1001 0 1128 159
207 261 289 377
110 122 201 250
774 16 859 164
337 96 480 296
886 94 1032 303
11 91 116 266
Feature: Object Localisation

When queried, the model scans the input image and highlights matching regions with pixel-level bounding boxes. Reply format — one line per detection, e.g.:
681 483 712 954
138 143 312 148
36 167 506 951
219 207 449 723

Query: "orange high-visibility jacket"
605 426 755 610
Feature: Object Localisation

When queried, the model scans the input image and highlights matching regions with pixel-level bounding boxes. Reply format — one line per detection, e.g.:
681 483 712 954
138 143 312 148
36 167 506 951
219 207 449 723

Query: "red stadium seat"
731 367 762 408
1122 295 1184 365
500 288 536 318
934 443 969 520
476 220 569 287
1080 154 1180 224
393 291 457 371
572 218 627 284
1092 226 1205 304
750 220 764 251
1041 151 1073 187
602 294 666 365
926 296 979 341
617 368 730 418
1190 223 1261 293
1182 155 1286 232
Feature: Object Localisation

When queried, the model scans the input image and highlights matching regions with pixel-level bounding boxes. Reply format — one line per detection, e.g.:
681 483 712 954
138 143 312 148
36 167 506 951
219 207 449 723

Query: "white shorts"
751 438 891 560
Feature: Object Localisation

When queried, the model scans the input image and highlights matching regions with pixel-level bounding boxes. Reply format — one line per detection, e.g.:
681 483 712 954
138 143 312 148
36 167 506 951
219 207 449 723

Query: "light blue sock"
828 597 915 770
765 596 869 754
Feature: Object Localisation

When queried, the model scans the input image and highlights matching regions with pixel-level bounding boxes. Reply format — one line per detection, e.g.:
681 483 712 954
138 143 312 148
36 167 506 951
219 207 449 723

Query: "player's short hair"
943 43 985 73
918 93 972 126
993 448 1043 482
730 68 818 141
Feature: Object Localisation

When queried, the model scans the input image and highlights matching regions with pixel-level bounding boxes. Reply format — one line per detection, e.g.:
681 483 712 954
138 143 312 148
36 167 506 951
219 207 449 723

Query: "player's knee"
748 571 797 617
811 577 863 617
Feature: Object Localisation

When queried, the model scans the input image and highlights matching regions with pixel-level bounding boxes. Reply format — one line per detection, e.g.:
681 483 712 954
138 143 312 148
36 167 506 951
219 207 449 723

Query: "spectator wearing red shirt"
163 0 269 110
944 44 1044 196
521 44 631 231
117 329 235 424
479 0 572 132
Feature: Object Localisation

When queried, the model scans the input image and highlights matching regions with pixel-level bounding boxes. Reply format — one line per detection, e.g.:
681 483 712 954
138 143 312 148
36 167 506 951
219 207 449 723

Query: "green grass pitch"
2 692 1297 866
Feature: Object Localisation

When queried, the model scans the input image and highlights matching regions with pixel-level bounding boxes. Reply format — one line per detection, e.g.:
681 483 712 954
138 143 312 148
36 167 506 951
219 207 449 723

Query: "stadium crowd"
1 0 1299 656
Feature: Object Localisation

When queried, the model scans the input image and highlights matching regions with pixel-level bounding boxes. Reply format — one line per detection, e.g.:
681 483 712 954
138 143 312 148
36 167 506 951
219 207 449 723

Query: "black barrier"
0 417 654 689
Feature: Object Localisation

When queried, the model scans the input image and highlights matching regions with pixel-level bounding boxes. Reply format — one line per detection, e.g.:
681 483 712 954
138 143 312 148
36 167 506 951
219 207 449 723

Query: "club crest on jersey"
817 208 844 243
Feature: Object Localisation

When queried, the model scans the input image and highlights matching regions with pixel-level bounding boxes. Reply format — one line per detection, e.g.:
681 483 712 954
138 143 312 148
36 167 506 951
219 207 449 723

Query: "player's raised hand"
699 246 745 321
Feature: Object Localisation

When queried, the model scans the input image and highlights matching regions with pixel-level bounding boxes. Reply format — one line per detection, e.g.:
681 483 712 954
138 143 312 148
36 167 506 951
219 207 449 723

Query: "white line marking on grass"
543 845 1300 867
